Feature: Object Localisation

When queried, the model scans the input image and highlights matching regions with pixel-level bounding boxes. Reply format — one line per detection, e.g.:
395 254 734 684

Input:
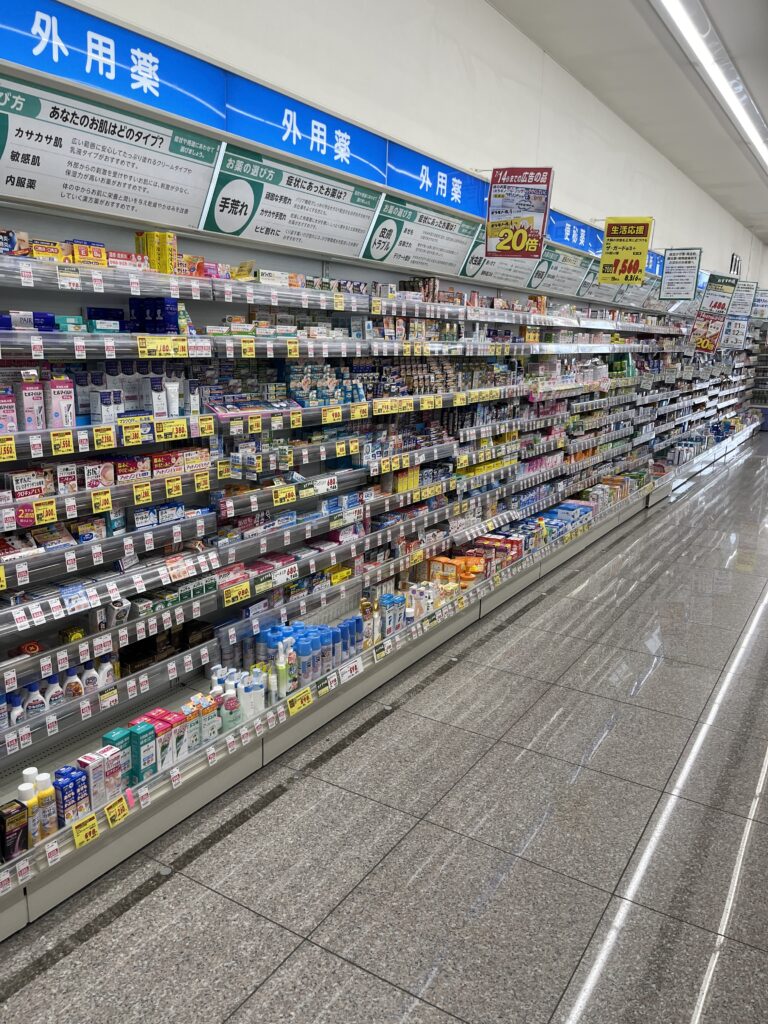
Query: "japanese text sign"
598 217 653 285
486 166 552 259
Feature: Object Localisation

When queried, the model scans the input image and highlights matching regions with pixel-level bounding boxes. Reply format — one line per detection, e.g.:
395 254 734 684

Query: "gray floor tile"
307 709 493 816
666 721 768 822
679 547 768 574
427 744 658 889
277 699 388 772
702 668 768 741
628 587 760 632
487 591 630 642
720 619 768 680
655 565 768 600
1 874 299 1024
401 660 550 737
504 685 693 789
618 794 768 951
558 643 719 719
599 610 739 670
469 624 591 681
230 942 457 1023
551 898 768 1024
177 776 414 935
313 822 608 1024
367 651 457 708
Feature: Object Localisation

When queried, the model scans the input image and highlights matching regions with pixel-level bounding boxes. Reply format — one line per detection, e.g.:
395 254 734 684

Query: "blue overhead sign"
646 250 664 277
385 141 488 219
546 210 603 258
226 75 387 185
0 0 226 129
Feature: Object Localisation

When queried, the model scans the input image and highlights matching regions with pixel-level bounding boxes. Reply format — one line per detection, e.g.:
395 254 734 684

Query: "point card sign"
720 317 749 350
727 280 758 318
598 218 653 285
751 288 768 320
660 248 701 300
485 167 553 259
699 273 737 315
362 196 479 275
203 145 380 258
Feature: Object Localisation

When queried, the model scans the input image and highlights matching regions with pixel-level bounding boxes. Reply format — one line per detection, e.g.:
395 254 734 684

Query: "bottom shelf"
0 421 758 940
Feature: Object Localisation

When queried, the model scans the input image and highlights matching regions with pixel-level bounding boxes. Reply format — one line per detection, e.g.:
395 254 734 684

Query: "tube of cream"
163 379 180 417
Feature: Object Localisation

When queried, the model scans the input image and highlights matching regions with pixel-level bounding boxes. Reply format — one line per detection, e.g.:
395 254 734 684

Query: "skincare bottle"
43 673 64 709
18 782 40 848
276 642 288 699
63 667 84 699
8 693 25 726
267 665 279 705
23 682 47 718
97 656 114 690
220 687 241 730
81 661 99 695
35 772 57 838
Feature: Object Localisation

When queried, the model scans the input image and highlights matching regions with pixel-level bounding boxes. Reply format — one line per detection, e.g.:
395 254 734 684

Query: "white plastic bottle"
22 682 47 718
7 694 25 726
220 687 242 730
97 656 114 690
22 766 38 789
43 673 64 710
18 783 40 848
63 667 84 699
81 661 99 695
35 773 57 839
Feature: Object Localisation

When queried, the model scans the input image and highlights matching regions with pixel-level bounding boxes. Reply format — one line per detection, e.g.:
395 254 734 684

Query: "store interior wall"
74 0 764 280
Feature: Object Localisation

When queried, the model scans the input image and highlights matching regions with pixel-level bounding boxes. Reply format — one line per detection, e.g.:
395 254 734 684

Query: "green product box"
128 721 157 784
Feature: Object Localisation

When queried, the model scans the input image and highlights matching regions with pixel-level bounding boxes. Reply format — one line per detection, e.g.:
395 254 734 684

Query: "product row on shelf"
0 228 756 916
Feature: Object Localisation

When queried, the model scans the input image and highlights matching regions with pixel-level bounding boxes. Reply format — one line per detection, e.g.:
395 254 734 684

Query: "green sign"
202 146 380 257
361 195 479 275
0 74 219 228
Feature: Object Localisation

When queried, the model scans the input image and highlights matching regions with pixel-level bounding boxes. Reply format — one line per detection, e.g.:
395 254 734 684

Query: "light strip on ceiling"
653 0 768 172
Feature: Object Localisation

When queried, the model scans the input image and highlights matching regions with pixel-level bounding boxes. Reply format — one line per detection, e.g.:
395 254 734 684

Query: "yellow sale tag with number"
351 403 368 421
287 686 314 716
348 437 360 454
335 440 347 457
287 339 299 358
240 339 255 359
273 484 296 507
133 481 152 505
223 580 251 607
194 471 210 492
198 415 214 437
0 435 16 462
322 406 342 425
217 459 231 480
72 813 100 849
371 297 382 314
414 343 423 356
162 419 188 441
399 397 414 413
248 415 262 434
456 455 469 469
454 393 467 407
433 395 443 409
373 400 390 416
412 488 420 502
50 429 74 456
402 342 412 356
122 423 142 446
33 497 57 526
0 566 6 591
333 292 345 310
91 489 112 514
380 457 391 474
290 410 303 429
401 453 410 468
165 476 182 499
421 396 435 411
104 795 130 828
390 455 401 471
93 425 116 450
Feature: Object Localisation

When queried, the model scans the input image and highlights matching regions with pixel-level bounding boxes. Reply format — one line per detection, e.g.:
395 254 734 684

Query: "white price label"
174 607 184 626
118 627 129 648
206 746 217 766
45 714 58 737
277 705 287 724
200 646 210 665
127 679 137 699
16 859 30 885
240 725 251 745
224 282 233 302
168 661 178 680
162 611 172 631
138 787 151 809
191 280 201 300
106 581 121 602
77 430 90 452
56 650 69 673
15 562 29 586
104 337 116 358
45 840 60 867
18 725 32 748
132 574 146 594
91 544 103 566
266 710 276 729
78 641 90 663
139 674 150 694
254 717 264 736
12 609 29 631
31 335 44 359
170 767 181 789
226 734 237 754
40 655 52 678
227 627 237 647
124 537 135 557
183 653 194 674
339 657 364 685
80 700 91 720
192 600 201 618
3 667 16 691
172 525 182 545
20 264 34 287
65 550 77 574
29 435 43 459
169 276 179 298
4 732 18 756
0 870 11 896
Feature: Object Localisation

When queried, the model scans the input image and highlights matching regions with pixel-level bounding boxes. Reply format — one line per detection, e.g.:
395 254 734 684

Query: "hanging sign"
385 142 487 219
751 288 768 319
459 227 536 289
0 74 220 228
526 243 593 295
699 273 738 315
660 248 701 300
727 280 758 318
720 317 749 350
546 210 603 257
361 196 478 274
485 167 552 258
202 146 380 258
598 218 653 285
691 310 725 354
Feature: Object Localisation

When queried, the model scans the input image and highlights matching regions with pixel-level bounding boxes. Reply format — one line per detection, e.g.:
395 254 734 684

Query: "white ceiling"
487 0 768 241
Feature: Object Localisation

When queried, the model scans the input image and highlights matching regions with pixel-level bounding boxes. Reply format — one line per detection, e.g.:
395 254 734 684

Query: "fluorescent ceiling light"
653 0 768 172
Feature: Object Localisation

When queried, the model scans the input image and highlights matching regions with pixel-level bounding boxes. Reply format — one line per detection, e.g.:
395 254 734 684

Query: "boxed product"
0 800 27 861
68 239 108 266
129 721 157 783
77 752 106 808
0 230 30 257
94 745 123 800
101 727 132 788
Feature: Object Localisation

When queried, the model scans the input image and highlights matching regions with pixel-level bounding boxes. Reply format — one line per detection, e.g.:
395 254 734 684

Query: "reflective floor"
5 436 768 1023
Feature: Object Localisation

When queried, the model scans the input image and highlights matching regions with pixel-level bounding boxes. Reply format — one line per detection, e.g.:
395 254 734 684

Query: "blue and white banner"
385 142 487 219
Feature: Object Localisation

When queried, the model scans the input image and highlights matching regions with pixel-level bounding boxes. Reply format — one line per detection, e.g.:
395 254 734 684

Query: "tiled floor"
4 434 768 1023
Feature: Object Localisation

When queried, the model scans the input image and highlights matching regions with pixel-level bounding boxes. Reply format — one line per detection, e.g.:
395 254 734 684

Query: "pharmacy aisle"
2 435 768 1024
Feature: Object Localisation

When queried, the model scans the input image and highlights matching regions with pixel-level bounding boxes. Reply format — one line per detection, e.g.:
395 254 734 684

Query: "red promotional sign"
485 167 553 259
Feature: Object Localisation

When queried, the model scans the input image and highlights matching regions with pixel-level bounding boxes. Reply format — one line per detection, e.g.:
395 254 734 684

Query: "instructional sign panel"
203 145 380 258
577 266 620 303
727 280 757 318
660 248 701 300
614 280 656 307
598 218 653 285
485 167 552 259
699 273 738 315
0 74 220 227
752 288 768 319
526 244 593 295
361 196 478 274
720 317 749 350
459 228 536 289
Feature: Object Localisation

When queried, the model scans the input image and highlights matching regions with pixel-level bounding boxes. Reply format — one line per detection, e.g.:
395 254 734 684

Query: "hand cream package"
0 390 19 433
94 745 122 801
14 381 45 431
43 378 76 430
129 721 157 784
101 728 131 788
153 718 175 772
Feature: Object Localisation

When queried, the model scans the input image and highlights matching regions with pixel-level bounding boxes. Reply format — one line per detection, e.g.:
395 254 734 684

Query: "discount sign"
485 167 553 259
598 218 653 285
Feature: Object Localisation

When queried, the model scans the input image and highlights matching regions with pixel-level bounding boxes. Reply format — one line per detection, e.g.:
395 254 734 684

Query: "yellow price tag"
273 484 297 507
72 813 100 849
433 395 443 409
165 476 182 499
0 435 17 462
287 686 314 716
402 342 412 356
133 481 152 505
322 406 342 425
454 393 467 407
349 437 360 454
33 497 57 526
391 455 401 471
456 455 469 469
223 580 251 607
351 403 369 421
122 423 142 446
290 410 303 429
159 419 188 442
91 489 112 514
401 453 410 468
240 339 255 359
194 471 210 492
373 399 390 416
104 795 130 828
284 450 294 468
380 457 391 473
198 415 214 437
248 415 262 434
335 440 347 457
421 396 435 411
399 397 414 413
410 549 424 566
371 297 382 314
50 429 74 456
254 455 263 473
0 566 6 591
217 459 231 480
93 425 116 450
412 489 420 502
333 292 345 310
414 343 423 356
287 339 300 358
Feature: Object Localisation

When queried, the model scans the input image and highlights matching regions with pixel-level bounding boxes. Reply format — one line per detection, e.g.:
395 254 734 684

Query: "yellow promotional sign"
33 497 58 525
287 686 314 716
133 481 152 505
104 795 130 828
0 436 15 462
223 580 251 607
93 425 116 450
598 218 653 285
72 813 100 848
272 484 297 507
51 430 74 456
321 406 342 425
91 489 112 514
